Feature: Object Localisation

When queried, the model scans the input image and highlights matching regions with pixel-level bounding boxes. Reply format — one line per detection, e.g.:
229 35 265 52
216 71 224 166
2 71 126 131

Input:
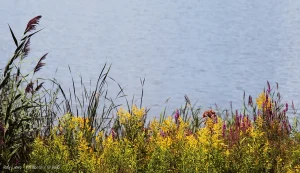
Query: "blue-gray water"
1 1 300 117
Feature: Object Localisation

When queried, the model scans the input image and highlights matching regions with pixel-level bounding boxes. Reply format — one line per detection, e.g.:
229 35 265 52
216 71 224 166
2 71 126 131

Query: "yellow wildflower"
157 136 172 150
205 118 214 129
256 91 272 110
132 105 145 118
161 116 176 132
149 119 159 132
118 107 131 124
256 115 264 128
186 135 198 149
197 128 210 146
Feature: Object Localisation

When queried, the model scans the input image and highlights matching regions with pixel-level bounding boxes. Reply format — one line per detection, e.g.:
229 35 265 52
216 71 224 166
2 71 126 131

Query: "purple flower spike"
175 109 180 123
285 103 288 112
223 122 227 130
222 122 226 137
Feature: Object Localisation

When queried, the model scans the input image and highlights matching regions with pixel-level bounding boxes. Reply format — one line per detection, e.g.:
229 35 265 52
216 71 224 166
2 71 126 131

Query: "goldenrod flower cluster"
27 98 300 172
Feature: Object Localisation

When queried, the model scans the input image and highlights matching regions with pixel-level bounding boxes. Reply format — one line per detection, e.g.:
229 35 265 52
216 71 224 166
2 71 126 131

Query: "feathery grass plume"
35 82 44 92
24 15 42 34
25 81 34 93
22 38 30 59
34 53 47 73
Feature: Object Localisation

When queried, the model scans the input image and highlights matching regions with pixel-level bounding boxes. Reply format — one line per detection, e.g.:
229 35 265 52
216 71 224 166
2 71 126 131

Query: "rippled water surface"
1 0 300 117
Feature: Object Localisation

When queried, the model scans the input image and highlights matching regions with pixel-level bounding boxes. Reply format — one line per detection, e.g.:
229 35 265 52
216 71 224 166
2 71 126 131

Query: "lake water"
1 0 300 118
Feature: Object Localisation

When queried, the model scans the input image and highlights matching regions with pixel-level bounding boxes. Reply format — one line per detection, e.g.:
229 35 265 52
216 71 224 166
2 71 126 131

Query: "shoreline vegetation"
1 16 300 173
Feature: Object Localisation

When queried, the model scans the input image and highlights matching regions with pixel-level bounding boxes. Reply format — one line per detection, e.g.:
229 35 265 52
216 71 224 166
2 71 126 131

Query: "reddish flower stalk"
202 109 217 119
202 109 218 124
267 81 271 93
